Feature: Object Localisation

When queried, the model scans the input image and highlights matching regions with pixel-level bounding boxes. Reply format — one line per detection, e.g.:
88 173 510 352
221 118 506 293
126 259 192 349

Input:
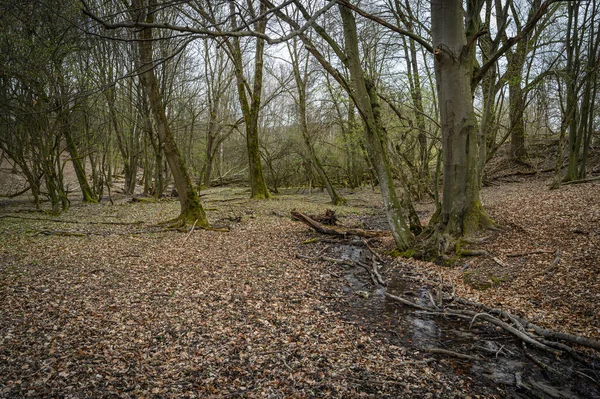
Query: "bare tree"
130 0 208 226
287 36 346 205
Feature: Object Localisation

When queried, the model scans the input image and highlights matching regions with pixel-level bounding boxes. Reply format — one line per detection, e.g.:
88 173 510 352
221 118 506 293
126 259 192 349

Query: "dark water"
333 244 600 399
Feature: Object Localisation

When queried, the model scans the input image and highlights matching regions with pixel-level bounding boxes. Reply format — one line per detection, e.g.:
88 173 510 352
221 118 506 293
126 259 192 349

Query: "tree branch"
337 0 433 53
473 0 559 87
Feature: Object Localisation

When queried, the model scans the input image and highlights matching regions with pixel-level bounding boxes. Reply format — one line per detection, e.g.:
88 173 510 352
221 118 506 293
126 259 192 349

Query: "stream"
331 244 600 398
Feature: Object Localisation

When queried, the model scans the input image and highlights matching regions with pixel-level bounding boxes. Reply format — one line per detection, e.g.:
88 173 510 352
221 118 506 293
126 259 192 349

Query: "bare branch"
473 0 560 87
337 0 433 53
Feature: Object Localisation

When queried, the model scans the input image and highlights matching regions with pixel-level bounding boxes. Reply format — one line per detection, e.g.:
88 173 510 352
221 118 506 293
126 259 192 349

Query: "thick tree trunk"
431 1 493 241
133 0 207 226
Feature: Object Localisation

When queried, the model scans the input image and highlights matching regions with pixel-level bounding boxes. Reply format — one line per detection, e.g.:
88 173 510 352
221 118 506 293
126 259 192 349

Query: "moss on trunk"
132 0 209 228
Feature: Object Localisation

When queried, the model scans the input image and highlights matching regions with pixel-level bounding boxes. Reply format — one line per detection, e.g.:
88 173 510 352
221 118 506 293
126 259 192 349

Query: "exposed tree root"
155 217 186 229
331 196 347 206
295 208 598 364
561 175 600 185
458 249 489 257
384 292 600 360
377 276 599 361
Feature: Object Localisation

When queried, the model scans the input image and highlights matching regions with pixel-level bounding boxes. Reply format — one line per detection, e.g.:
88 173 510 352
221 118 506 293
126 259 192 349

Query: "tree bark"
339 5 413 250
132 0 208 226
507 47 528 163
431 1 493 241
227 1 271 199
289 38 345 205
63 123 96 203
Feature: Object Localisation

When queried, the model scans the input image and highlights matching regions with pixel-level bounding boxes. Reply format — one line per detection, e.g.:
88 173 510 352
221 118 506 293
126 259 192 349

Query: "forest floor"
1 172 599 398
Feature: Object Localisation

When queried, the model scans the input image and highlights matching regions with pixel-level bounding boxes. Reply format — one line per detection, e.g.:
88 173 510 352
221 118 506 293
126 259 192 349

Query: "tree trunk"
503 0 544 164
133 0 208 226
565 2 580 182
339 5 413 250
397 0 429 189
63 123 96 202
508 71 527 163
431 1 493 241
227 1 271 199
289 38 345 205
203 96 218 188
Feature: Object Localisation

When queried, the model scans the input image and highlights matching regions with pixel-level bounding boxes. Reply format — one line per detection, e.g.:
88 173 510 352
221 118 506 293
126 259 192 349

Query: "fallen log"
291 210 390 238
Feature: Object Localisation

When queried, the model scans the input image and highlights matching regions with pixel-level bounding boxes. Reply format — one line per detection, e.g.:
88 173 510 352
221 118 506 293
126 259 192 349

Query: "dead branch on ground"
448 296 600 353
506 249 554 257
0 215 144 225
543 249 561 280
425 347 481 361
291 210 390 238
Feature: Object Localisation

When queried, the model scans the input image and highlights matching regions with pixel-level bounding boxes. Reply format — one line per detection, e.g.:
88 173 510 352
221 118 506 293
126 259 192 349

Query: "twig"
543 249 561 280
182 219 199 246
492 256 511 268
574 370 600 387
469 312 488 330
427 290 440 310
389 291 561 355
444 309 560 355
449 296 600 352
371 258 387 287
362 239 383 262
36 230 89 237
522 343 568 380
0 185 31 198
0 215 144 225
357 261 379 286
